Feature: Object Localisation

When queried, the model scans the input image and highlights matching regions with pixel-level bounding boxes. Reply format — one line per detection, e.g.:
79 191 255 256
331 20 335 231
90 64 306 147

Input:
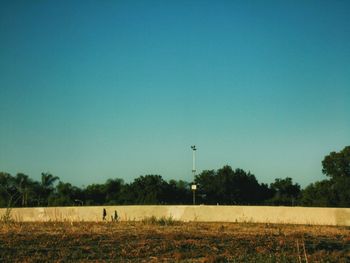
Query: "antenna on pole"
191 145 197 205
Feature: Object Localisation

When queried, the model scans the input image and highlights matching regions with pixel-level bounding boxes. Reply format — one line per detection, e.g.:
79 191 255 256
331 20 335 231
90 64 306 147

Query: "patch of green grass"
141 216 180 226
0 207 13 224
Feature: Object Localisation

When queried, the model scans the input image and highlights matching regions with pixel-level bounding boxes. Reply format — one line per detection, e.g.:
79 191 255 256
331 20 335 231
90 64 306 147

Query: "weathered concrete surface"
1 206 350 226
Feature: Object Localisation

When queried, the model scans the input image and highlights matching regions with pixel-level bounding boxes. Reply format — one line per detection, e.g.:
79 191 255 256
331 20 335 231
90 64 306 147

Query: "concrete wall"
1 205 350 226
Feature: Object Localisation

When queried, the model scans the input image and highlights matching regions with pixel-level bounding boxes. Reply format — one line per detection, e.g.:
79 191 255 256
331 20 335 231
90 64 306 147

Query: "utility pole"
191 145 197 205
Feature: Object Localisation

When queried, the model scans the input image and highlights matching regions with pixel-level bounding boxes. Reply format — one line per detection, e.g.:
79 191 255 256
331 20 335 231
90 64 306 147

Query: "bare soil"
0 222 349 262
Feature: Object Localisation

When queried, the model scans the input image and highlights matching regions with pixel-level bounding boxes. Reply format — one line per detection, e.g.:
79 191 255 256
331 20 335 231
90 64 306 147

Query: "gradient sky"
1 0 349 187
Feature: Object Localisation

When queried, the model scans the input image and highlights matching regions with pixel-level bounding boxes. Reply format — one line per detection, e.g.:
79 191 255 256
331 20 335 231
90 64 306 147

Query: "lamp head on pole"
191 145 196 151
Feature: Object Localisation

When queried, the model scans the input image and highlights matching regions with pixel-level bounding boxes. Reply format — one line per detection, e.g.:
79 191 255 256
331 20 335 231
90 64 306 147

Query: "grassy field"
0 219 349 262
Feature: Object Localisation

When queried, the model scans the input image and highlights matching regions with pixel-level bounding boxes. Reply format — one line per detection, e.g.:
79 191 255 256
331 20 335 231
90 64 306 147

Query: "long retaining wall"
1 206 350 226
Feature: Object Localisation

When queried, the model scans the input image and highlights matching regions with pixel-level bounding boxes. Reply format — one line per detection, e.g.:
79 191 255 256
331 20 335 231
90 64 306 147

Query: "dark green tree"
194 169 218 204
195 165 267 205
39 172 59 206
0 172 19 207
49 181 83 206
84 184 106 205
322 146 350 178
119 183 137 204
301 180 337 207
13 173 37 207
128 175 168 204
323 146 350 206
163 179 191 204
104 178 124 204
267 177 301 206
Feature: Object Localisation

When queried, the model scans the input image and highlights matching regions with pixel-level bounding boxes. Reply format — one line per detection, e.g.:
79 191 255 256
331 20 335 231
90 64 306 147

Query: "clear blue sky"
1 0 349 187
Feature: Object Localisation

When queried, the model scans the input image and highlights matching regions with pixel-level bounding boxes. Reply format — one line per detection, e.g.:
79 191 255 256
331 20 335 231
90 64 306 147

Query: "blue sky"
1 0 349 187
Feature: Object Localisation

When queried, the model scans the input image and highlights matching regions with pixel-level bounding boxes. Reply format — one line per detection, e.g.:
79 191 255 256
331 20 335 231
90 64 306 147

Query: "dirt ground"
0 221 349 262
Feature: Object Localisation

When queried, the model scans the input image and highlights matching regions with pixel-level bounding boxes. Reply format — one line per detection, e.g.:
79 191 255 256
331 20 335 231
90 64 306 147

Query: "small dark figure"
114 210 118 222
111 210 118 222
103 208 107 221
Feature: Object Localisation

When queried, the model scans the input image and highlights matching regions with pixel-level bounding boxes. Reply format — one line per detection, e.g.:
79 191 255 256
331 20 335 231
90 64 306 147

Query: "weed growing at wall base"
141 216 181 226
0 207 13 224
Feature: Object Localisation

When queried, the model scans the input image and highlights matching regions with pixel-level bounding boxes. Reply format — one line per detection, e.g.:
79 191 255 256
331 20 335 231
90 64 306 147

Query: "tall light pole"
191 145 197 205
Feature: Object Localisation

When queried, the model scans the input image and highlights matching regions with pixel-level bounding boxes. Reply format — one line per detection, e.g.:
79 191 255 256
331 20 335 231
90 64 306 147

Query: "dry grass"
0 221 349 262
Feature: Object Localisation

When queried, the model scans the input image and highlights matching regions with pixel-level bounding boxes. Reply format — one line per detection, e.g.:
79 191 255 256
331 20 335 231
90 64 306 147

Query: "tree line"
1 146 349 208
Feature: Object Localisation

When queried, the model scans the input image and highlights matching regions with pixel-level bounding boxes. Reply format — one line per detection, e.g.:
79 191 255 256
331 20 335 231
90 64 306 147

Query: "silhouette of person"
103 208 107 220
114 210 118 222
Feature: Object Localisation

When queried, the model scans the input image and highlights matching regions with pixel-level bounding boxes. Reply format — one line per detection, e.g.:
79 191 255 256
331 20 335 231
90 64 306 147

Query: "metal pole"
192 189 196 205
191 145 197 205
192 149 196 175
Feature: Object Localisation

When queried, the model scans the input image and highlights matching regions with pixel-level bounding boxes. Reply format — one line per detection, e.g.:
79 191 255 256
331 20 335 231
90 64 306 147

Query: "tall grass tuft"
141 216 180 226
0 207 13 224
